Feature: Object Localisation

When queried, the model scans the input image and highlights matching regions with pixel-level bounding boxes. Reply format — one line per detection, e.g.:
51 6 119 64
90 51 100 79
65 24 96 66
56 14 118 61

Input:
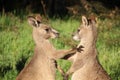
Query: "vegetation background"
0 0 120 80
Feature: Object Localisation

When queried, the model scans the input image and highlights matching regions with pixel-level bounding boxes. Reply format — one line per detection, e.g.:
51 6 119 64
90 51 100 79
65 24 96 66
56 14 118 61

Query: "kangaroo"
16 15 79 80
64 16 111 80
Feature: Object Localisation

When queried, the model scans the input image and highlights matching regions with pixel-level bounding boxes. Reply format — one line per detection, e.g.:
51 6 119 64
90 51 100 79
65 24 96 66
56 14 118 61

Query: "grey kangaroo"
64 16 111 80
16 15 79 80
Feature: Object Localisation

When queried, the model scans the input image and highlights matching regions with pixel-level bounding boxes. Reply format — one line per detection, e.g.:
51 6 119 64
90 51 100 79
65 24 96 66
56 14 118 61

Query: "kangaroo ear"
82 16 88 26
27 16 40 27
89 15 97 24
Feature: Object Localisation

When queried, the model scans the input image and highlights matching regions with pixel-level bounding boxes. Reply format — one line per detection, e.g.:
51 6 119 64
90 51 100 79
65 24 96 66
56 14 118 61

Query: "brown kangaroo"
16 15 78 80
64 16 111 80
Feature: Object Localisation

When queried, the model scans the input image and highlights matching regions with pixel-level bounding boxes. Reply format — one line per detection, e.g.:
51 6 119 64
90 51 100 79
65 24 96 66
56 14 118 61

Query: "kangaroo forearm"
53 49 76 60
57 65 65 76
66 59 84 76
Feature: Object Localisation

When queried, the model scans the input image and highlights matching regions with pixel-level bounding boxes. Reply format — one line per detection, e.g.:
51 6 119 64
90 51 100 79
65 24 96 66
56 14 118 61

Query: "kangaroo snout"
52 29 60 38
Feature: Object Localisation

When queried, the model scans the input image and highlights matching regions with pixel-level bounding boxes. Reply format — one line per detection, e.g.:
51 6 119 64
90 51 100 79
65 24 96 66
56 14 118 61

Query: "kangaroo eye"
77 29 80 32
45 29 49 32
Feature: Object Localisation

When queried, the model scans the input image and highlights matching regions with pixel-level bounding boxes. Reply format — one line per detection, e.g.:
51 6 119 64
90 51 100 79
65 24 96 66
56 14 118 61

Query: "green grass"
0 14 120 80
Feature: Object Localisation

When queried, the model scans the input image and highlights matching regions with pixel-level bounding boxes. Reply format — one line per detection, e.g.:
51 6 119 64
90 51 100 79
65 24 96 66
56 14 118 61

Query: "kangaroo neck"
78 37 97 56
79 35 96 47
35 38 53 50
33 34 55 55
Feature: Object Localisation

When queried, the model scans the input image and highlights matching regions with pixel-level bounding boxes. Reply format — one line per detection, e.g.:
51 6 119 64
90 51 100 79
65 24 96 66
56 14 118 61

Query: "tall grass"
0 14 120 80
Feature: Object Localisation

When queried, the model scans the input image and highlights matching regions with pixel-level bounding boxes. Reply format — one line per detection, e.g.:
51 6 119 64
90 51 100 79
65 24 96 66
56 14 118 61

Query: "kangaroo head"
73 16 97 42
27 16 59 40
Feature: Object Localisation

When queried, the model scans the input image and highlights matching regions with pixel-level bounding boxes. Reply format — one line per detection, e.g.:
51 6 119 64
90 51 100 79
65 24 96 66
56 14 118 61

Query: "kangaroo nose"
57 32 59 35
56 32 60 37
72 33 75 36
